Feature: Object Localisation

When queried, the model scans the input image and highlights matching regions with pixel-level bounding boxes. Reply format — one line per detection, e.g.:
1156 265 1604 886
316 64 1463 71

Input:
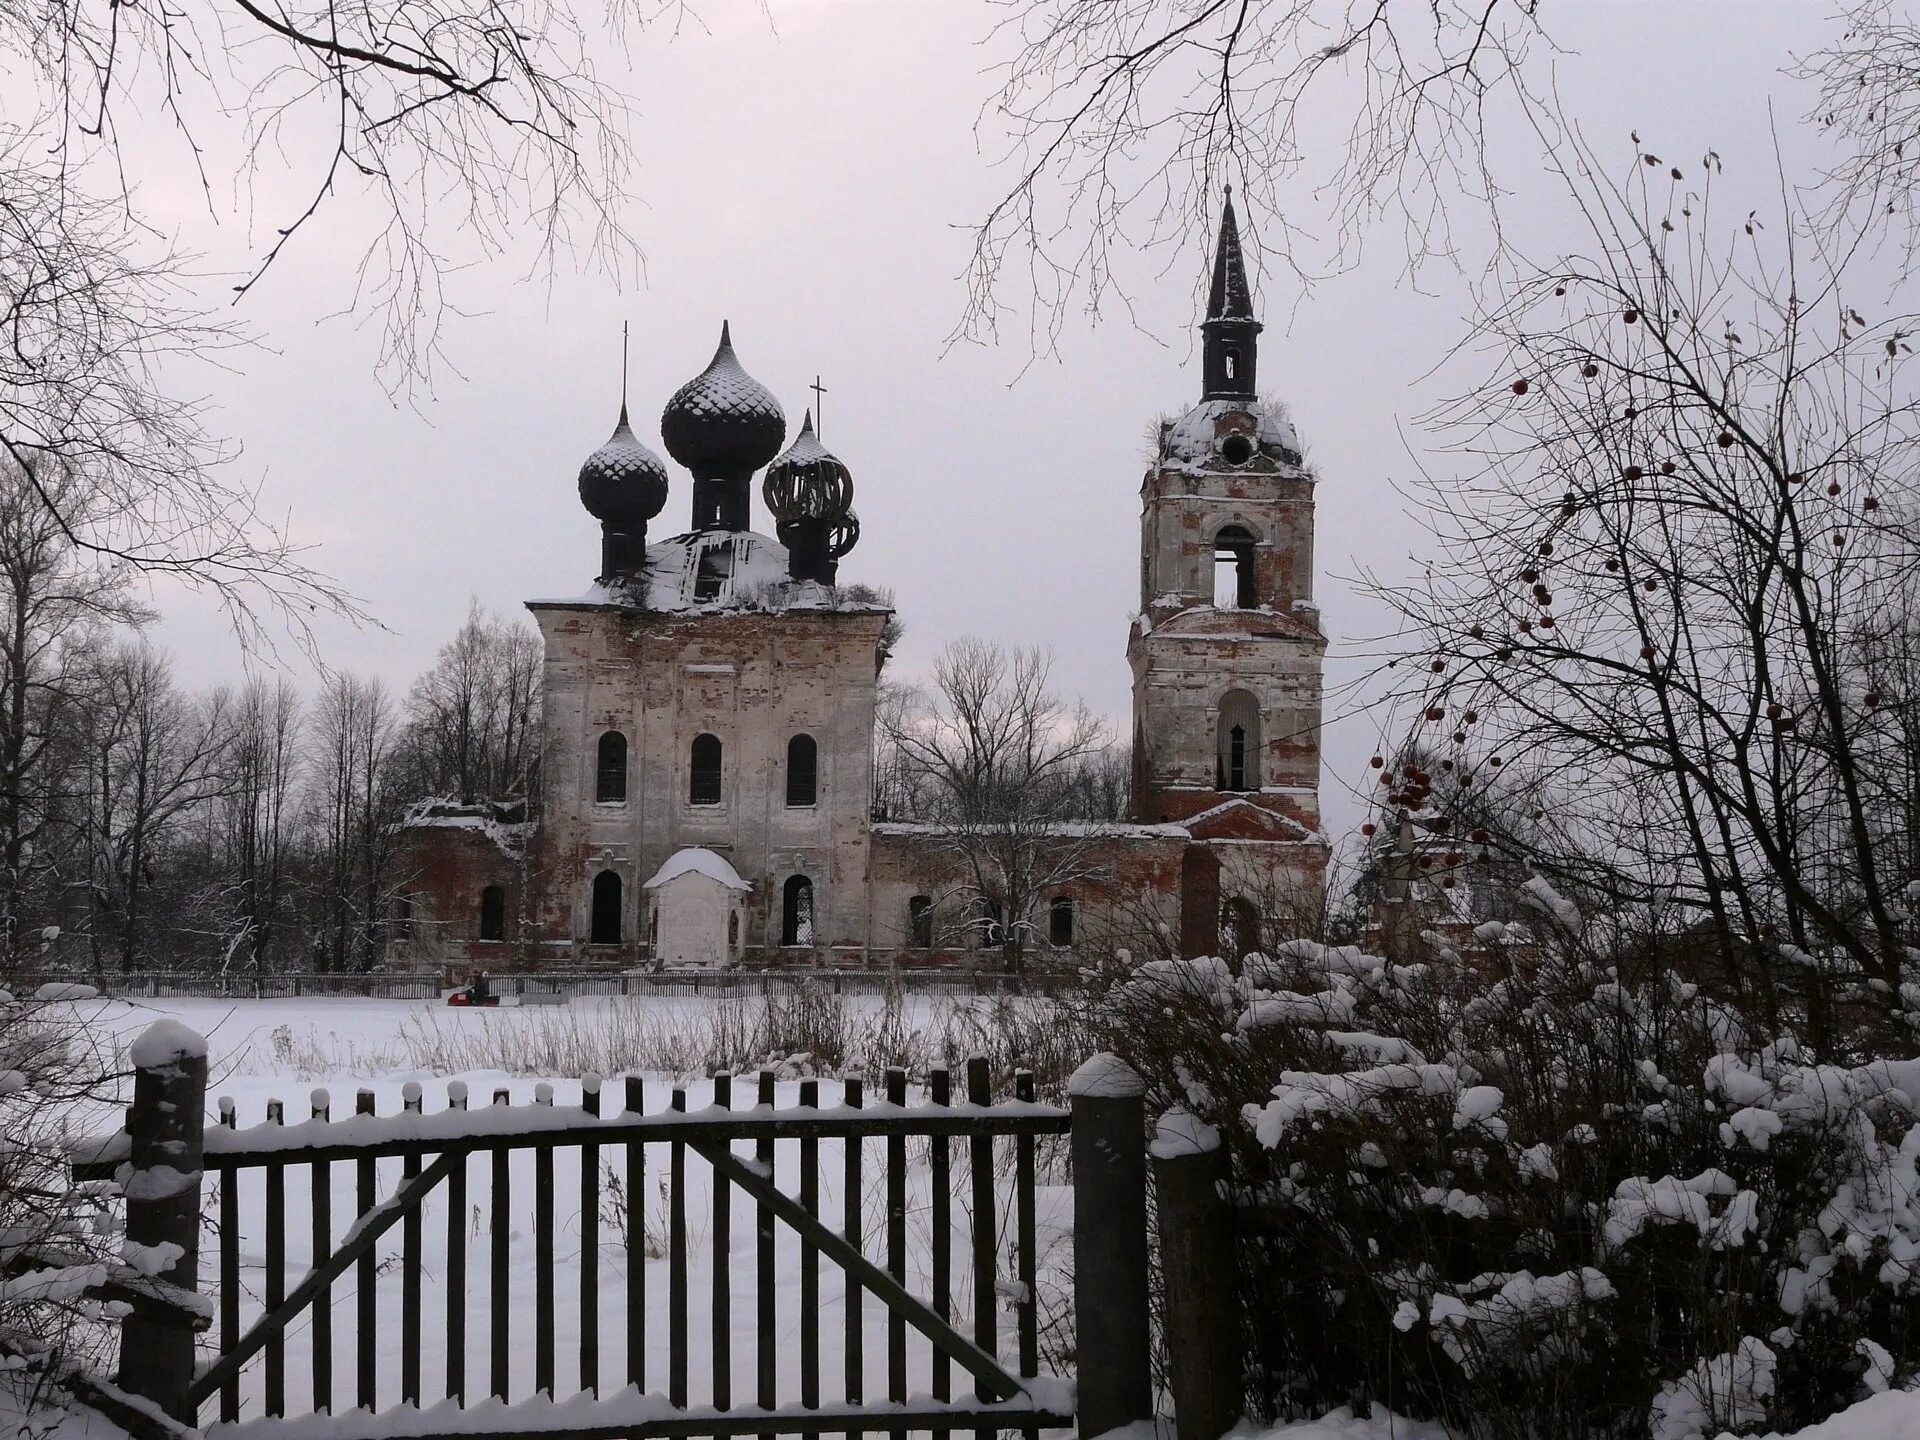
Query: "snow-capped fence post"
118 1019 209 1424
1070 1052 1151 1439
1152 1108 1239 1440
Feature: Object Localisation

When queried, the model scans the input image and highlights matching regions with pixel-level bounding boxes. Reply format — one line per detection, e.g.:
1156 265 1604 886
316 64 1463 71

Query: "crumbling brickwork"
1126 397 1331 912
522 600 890 967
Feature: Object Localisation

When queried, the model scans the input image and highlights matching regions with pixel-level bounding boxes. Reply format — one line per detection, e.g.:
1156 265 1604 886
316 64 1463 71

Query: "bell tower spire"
1202 186 1262 400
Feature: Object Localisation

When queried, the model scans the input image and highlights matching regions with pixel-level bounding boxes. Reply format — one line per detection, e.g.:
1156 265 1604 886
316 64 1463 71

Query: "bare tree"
1798 1 1920 276
77 645 232 975
882 638 1112 971
0 0 654 647
964 0 1551 350
402 600 542 804
214 679 304 974
0 460 148 973
309 672 401 972
1365 130 1920 1015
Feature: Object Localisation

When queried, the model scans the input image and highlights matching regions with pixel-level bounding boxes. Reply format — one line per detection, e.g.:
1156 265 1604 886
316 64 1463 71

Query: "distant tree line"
0 460 541 982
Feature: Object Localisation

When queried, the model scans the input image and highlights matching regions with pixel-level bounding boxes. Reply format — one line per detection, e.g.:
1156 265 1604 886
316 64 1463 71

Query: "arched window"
393 893 413 939
786 734 818 808
781 875 816 947
596 731 628 803
908 895 933 948
1048 895 1075 948
1223 347 1240 382
689 733 723 806
1216 689 1261 792
1213 525 1257 609
590 871 622 944
478 885 505 942
728 911 740 949
1220 896 1260 962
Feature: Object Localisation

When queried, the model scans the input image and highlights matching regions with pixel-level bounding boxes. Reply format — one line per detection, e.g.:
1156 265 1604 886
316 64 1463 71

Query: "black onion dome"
578 403 669 524
660 322 786 477
762 411 853 522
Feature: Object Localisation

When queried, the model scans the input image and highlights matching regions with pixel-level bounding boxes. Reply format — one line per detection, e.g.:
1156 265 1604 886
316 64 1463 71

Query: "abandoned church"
391 195 1329 972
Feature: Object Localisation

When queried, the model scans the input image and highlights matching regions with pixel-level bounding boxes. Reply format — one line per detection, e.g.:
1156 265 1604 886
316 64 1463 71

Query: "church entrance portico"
644 847 751 968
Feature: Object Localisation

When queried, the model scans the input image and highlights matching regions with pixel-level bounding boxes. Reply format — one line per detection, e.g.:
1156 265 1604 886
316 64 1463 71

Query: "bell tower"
1127 191 1327 851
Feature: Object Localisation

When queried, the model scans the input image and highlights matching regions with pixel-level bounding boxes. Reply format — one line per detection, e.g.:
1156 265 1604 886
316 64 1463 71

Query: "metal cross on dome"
809 375 828 436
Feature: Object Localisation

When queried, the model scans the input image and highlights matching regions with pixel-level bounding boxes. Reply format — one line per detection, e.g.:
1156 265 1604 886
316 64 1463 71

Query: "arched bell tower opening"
1213 525 1258 609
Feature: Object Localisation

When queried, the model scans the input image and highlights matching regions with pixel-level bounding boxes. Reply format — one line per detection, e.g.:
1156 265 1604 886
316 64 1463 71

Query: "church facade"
390 196 1329 973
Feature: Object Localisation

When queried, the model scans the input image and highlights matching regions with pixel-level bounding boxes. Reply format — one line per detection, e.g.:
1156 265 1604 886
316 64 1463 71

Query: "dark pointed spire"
1201 186 1263 400
1207 184 1256 322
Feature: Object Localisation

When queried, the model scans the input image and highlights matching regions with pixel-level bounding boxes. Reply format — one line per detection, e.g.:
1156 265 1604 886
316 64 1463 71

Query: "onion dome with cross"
763 411 858 583
577 401 669 583
661 321 786 532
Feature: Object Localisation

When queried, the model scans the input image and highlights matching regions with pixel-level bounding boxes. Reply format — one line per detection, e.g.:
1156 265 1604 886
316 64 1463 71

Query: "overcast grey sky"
132 0 1845 843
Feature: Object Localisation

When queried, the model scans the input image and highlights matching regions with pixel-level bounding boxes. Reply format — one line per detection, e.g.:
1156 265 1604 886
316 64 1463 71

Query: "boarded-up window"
596 731 628 803
786 734 818 807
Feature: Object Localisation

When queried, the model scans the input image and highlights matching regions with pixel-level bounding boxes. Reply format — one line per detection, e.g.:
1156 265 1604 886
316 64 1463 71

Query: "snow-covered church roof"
528 528 891 616
1161 398 1304 474
644 847 750 891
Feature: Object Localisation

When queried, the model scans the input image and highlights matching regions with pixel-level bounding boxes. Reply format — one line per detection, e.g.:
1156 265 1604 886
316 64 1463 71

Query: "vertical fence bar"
117 1022 208 1426
355 1089 377 1413
800 1077 820 1412
492 1087 513 1401
885 1067 907 1411
1014 1071 1039 1386
581 1075 602 1398
711 1072 732 1413
265 1099 286 1418
842 1075 864 1430
929 1068 952 1409
535 1082 556 1397
756 1068 776 1436
309 1090 332 1416
966 1057 996 1437
669 1085 689 1410
401 1086 423 1408
624 1074 645 1393
447 1082 468 1405
218 1100 240 1423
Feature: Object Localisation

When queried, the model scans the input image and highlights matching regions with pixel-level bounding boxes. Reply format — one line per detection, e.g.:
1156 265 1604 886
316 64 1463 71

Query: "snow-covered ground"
29 995 1920 1440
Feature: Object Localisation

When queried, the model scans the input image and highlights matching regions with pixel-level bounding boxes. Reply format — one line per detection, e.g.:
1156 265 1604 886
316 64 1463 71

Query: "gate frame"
76 1034 1156 1439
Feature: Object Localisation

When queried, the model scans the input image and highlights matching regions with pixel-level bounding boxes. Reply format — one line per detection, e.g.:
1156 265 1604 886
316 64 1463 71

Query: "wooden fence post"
1070 1052 1150 1439
1152 1108 1240 1440
118 1020 209 1424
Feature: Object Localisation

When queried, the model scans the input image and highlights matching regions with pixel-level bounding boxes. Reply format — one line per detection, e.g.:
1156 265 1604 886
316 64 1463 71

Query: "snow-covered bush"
0 998 123 1404
1080 917 1920 1438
